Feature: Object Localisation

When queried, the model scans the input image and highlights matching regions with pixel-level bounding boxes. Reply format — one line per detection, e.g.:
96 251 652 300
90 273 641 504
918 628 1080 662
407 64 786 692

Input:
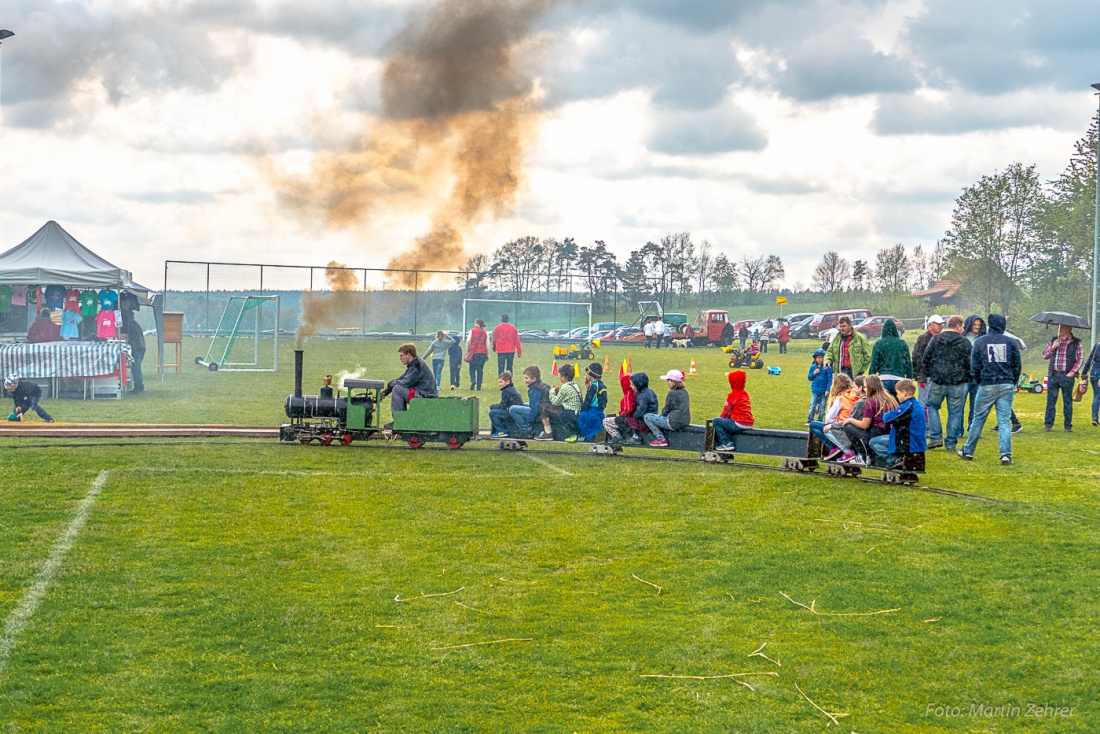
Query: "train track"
0 422 1084 519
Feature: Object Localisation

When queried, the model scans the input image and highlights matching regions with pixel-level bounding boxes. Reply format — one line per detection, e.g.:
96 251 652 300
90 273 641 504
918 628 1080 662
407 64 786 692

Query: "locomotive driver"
381 343 438 428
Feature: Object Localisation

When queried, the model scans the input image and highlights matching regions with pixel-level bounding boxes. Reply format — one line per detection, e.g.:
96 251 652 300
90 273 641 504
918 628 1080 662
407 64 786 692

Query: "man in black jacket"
382 344 437 421
911 314 944 388
922 315 970 450
958 314 1021 466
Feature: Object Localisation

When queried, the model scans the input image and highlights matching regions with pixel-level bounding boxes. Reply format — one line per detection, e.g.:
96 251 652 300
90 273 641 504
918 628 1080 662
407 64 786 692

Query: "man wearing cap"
912 314 945 389
4 374 55 422
921 315 971 450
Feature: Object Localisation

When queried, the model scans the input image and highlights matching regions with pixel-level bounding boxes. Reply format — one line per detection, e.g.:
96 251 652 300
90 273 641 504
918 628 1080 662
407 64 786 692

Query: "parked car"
788 316 816 339
591 321 624 333
567 327 591 339
782 312 816 325
519 329 548 339
610 326 642 339
590 329 616 341
547 329 571 338
808 309 872 336
853 316 905 339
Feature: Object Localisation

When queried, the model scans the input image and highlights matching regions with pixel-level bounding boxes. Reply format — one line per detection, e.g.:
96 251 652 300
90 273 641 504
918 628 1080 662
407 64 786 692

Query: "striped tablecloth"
0 341 132 379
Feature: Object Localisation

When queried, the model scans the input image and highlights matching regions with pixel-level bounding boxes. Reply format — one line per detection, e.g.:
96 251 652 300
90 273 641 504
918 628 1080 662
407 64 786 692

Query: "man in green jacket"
824 316 871 377
869 319 913 396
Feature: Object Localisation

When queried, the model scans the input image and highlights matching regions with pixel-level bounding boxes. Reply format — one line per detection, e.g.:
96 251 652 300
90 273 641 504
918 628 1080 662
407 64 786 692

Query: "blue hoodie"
970 314 1022 386
884 396 928 454
630 372 659 419
807 350 832 393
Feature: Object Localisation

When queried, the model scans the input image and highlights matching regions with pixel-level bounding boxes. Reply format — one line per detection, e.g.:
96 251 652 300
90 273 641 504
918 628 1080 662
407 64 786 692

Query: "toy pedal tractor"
723 343 764 370
554 338 600 360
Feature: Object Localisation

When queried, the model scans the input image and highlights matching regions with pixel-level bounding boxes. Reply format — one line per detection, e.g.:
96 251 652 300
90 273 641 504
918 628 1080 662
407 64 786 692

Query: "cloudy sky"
1 0 1098 291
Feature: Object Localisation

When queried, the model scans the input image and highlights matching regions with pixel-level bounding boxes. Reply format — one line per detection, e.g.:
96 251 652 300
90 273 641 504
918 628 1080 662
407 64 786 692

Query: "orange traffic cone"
626 356 633 375
689 358 697 376
604 354 611 371
552 360 559 376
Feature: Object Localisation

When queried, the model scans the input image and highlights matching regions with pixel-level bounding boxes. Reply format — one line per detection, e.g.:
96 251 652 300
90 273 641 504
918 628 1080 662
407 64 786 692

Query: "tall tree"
874 244 910 292
576 240 620 312
712 253 740 293
812 251 850 292
851 260 868 290
762 255 785 290
942 162 1046 285
695 240 713 301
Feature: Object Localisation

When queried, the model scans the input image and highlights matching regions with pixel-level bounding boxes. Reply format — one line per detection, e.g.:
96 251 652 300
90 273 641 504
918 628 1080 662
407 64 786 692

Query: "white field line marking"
0 470 108 679
124 467 441 479
521 453 573 476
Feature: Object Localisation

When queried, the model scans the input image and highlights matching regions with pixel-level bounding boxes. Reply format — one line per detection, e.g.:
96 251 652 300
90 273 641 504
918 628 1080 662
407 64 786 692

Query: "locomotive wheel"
446 435 463 449
299 435 313 445
320 434 333 446
341 433 353 446
408 434 423 449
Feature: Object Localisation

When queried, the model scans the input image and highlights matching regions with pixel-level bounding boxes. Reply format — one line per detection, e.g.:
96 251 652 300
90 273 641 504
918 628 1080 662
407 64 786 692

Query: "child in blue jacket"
868 379 927 466
807 349 832 422
620 372 658 445
577 363 609 441
489 371 524 437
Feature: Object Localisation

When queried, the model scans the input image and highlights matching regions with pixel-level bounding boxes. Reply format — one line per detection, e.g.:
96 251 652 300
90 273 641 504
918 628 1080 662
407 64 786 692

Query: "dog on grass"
671 338 691 348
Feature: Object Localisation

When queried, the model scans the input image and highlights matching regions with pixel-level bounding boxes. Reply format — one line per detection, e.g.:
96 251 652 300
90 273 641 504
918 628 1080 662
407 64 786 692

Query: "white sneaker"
845 455 866 466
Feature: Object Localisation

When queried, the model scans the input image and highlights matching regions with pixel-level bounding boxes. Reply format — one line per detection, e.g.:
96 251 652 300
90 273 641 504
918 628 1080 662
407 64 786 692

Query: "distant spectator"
652 318 666 349
720 320 735 348
1042 324 1083 432
643 319 656 349
27 308 61 343
777 321 790 354
964 314 1021 433
868 319 913 396
911 314 944 389
422 330 454 388
467 319 489 390
492 314 522 375
738 322 750 350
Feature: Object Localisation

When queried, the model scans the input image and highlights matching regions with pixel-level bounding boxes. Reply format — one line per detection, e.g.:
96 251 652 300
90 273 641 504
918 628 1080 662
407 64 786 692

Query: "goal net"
462 299 591 339
197 295 280 372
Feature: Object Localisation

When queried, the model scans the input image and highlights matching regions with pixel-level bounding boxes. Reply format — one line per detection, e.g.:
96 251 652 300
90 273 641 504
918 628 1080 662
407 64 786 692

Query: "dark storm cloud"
775 30 919 101
902 0 1100 95
0 0 406 129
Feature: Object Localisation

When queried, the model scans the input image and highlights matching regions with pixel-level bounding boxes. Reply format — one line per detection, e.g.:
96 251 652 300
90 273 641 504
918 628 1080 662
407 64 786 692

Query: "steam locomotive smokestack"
294 350 304 399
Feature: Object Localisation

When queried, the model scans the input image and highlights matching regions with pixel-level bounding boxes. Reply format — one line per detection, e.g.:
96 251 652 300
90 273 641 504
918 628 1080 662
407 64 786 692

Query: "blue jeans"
808 420 845 449
1092 375 1100 423
489 408 512 435
468 353 487 389
963 383 1015 458
497 352 514 375
868 434 893 461
925 381 968 448
712 417 749 448
644 413 671 441
19 396 54 422
508 405 537 435
740 336 747 349
808 391 827 421
432 359 444 387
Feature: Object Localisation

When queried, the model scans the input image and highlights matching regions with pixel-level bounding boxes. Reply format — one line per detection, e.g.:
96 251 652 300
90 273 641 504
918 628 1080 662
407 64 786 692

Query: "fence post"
413 272 419 335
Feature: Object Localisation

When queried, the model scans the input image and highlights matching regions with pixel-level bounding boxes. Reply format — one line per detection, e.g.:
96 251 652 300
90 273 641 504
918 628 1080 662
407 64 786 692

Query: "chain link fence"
163 260 653 339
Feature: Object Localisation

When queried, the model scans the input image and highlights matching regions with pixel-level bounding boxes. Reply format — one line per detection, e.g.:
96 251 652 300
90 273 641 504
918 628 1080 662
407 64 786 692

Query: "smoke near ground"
272 0 554 286
296 261 362 347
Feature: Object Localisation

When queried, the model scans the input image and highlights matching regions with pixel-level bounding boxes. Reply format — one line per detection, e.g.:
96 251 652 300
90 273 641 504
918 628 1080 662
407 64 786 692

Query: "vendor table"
0 341 131 399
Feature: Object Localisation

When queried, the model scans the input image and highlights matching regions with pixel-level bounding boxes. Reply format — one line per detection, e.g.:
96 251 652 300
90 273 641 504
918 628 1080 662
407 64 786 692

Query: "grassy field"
1 335 1098 731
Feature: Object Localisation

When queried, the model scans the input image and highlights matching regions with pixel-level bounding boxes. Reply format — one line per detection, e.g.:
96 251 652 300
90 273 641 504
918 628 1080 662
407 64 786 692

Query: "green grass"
1 336 1098 731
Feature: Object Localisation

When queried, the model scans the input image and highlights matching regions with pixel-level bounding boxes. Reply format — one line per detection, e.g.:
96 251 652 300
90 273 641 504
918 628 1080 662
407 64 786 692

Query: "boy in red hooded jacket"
713 369 754 451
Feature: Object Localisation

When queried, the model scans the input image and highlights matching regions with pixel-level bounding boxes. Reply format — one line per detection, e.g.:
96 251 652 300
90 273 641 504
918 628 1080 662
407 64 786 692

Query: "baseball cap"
660 369 685 381
928 314 946 325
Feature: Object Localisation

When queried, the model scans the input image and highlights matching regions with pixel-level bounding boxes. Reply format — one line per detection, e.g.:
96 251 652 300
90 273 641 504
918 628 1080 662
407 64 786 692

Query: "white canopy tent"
0 220 151 297
0 221 164 369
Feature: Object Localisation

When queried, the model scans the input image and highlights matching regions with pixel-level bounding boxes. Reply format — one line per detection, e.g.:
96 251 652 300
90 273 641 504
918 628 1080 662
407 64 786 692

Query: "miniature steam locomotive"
280 349 925 484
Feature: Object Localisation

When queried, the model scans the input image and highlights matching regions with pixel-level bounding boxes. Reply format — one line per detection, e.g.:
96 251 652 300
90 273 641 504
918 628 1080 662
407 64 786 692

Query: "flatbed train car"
280 350 925 485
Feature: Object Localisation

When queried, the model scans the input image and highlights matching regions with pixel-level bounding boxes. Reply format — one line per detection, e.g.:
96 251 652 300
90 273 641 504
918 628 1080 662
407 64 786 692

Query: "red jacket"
27 317 61 343
777 325 790 343
469 326 488 355
720 370 754 426
617 372 637 417
492 323 522 355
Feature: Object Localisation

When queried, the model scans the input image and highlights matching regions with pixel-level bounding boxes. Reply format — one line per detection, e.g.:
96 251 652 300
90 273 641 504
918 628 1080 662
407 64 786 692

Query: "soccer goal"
196 295 280 372
462 298 591 340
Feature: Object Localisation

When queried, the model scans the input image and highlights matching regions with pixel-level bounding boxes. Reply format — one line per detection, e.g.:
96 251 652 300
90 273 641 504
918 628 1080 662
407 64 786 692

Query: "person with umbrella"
1041 323 1084 432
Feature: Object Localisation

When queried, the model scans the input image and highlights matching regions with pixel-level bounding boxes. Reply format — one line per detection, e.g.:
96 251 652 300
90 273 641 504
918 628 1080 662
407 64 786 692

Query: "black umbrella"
1030 312 1090 329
